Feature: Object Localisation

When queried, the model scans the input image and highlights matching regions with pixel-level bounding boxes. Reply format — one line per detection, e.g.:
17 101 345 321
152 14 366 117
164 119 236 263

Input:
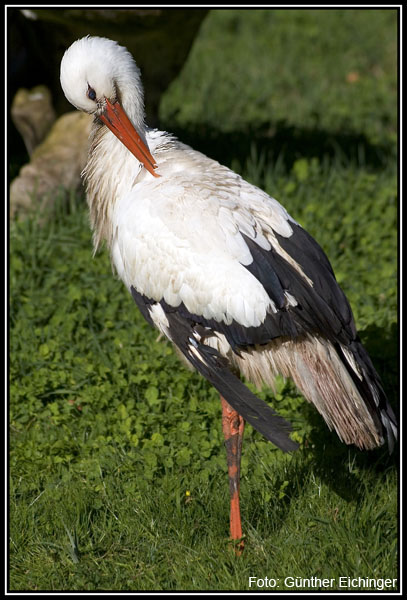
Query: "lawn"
9 8 398 592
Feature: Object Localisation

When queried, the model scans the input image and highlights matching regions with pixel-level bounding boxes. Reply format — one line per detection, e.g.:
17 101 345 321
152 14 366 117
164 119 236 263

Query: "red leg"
220 395 245 555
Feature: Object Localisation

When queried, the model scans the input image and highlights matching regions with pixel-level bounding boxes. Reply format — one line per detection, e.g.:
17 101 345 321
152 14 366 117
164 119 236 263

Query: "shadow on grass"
163 119 396 173
245 422 397 540
360 321 398 406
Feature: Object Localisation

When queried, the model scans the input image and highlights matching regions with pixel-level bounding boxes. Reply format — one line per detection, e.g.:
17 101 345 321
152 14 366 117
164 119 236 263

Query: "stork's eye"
87 85 97 101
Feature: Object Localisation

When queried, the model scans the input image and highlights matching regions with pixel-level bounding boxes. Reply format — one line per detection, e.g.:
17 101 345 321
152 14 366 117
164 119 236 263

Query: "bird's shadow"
244 414 398 540
359 321 398 405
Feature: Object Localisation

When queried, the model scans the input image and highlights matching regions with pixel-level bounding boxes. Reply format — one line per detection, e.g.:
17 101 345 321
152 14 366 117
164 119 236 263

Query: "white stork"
60 36 397 552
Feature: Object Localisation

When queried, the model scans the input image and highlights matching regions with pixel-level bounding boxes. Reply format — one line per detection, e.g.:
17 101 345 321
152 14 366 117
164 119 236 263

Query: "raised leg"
220 395 245 555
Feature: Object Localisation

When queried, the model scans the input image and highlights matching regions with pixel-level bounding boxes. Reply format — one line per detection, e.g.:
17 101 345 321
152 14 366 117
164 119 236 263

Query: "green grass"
9 8 398 592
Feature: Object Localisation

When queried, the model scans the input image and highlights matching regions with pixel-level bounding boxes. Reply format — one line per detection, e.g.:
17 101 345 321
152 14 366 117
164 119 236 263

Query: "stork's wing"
112 146 396 451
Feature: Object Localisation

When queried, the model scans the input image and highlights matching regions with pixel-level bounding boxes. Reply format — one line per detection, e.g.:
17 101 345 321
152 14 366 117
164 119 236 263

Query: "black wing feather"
130 286 298 452
242 231 355 345
164 309 298 453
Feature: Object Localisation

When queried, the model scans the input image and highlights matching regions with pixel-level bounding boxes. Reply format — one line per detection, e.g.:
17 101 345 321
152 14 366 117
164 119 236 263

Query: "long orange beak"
99 98 160 178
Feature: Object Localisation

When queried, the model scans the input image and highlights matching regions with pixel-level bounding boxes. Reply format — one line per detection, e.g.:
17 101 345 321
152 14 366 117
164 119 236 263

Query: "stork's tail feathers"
236 334 397 452
337 338 397 453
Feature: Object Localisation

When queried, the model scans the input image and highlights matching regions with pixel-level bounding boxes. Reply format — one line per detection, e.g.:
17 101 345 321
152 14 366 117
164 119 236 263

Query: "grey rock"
10 111 92 218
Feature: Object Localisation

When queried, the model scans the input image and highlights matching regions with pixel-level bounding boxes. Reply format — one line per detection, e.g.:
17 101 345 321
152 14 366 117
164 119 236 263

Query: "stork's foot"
220 395 245 556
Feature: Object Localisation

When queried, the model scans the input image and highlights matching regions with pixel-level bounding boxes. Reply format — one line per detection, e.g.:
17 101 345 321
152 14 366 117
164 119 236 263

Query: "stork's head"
60 36 159 177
